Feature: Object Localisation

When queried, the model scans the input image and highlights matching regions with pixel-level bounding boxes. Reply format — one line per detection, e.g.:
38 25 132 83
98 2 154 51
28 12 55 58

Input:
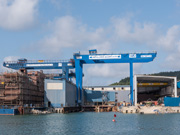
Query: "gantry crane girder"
3 59 75 80
74 50 157 105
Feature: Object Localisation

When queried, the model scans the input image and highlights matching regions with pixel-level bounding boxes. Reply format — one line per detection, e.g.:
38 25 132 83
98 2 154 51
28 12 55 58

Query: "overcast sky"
0 0 180 86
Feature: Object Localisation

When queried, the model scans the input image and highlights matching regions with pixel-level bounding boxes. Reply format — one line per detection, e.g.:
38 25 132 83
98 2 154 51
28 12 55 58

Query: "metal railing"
4 59 71 64
79 51 157 55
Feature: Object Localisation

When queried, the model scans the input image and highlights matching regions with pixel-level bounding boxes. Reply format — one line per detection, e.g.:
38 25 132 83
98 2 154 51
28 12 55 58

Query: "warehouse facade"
83 85 130 105
44 79 76 108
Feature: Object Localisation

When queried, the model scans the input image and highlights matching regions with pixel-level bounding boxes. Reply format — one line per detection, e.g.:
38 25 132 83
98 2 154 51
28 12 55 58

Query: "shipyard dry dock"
1 50 180 115
1 71 180 115
0 50 157 115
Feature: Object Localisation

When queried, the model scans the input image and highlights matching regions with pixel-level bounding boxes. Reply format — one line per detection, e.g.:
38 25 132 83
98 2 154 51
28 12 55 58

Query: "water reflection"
0 113 180 135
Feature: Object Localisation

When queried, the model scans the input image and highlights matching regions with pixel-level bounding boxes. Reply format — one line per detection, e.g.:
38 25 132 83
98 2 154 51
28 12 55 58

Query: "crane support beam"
130 62 133 105
3 59 75 81
3 61 74 70
74 50 157 105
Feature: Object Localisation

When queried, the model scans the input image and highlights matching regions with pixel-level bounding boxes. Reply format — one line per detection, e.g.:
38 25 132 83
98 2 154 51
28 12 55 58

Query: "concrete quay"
120 106 180 114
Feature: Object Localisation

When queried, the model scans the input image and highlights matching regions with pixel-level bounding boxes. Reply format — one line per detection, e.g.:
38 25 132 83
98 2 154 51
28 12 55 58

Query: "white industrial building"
134 75 177 106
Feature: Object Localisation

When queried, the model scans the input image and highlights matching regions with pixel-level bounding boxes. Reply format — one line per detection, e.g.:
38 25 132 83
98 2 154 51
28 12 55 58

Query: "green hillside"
111 71 180 85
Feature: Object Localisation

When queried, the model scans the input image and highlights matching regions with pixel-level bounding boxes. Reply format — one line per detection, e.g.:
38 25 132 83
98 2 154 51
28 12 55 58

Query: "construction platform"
0 71 45 107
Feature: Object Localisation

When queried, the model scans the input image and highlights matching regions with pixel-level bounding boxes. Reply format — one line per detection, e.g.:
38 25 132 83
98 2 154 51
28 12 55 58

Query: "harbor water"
0 112 180 135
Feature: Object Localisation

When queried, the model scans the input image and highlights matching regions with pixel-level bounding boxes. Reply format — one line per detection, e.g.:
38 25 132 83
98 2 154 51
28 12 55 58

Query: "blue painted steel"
75 60 80 102
177 81 180 88
74 51 157 105
3 60 74 69
89 49 97 54
79 63 83 102
74 52 157 64
3 59 75 80
164 97 180 106
0 109 19 115
130 62 133 105
62 63 69 80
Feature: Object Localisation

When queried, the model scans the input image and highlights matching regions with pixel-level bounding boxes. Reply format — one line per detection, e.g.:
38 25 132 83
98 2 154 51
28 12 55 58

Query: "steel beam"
130 62 133 105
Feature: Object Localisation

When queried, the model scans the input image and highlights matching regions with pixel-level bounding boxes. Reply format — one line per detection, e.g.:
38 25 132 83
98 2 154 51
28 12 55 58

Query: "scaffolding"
0 70 45 107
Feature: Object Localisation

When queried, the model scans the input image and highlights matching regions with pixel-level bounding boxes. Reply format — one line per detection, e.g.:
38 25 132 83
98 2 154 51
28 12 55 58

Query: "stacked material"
0 71 45 107
120 106 180 114
31 109 51 114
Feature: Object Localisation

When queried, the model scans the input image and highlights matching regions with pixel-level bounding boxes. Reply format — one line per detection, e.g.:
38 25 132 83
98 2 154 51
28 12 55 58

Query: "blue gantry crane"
74 49 157 105
3 49 157 105
3 58 75 80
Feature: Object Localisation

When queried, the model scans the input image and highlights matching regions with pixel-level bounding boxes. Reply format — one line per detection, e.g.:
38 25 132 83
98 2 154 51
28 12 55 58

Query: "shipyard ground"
120 106 180 114
2 105 180 115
